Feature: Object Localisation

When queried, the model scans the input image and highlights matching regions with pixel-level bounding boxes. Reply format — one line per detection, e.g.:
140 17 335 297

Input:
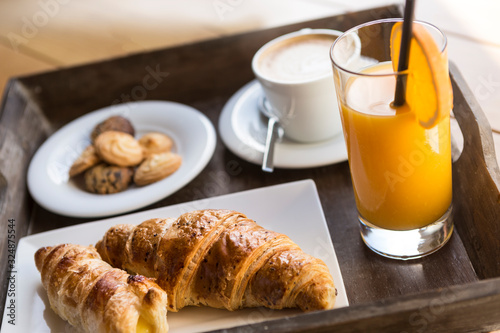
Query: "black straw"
393 0 416 107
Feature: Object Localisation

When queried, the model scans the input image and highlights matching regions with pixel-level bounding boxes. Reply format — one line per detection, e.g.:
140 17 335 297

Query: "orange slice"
390 22 453 128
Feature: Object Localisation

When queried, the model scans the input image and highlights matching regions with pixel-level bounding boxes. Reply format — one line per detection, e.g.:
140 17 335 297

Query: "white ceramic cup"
252 28 356 143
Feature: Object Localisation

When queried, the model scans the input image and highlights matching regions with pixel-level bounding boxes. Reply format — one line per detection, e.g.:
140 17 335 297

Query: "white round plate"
27 101 216 218
218 80 347 168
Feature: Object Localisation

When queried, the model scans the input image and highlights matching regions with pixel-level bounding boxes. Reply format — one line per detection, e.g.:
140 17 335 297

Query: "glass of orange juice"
330 19 454 259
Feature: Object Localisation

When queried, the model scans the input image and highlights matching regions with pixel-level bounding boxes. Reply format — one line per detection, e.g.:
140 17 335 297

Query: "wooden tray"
1 5 500 332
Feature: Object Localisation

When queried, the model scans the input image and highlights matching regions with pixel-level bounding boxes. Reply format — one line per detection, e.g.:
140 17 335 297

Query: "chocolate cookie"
84 164 133 194
91 115 135 142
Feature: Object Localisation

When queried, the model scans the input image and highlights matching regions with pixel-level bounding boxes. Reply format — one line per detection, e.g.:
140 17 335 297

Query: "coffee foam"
257 34 337 82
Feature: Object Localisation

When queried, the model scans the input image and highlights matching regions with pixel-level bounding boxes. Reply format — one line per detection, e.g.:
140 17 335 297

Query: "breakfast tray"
1 4 500 332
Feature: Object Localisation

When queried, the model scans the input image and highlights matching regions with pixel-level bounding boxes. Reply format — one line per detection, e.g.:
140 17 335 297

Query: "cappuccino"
257 34 337 83
252 29 347 143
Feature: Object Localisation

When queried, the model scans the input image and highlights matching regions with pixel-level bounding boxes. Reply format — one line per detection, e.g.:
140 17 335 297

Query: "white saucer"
27 101 216 218
219 80 347 168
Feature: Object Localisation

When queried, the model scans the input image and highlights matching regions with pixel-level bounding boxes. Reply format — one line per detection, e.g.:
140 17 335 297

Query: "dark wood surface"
210 277 500 333
449 62 500 280
1 5 499 332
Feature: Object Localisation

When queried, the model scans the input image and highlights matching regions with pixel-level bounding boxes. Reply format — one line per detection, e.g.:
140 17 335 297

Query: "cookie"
90 115 135 142
138 132 173 157
68 145 100 177
94 131 143 167
84 164 134 194
134 152 182 186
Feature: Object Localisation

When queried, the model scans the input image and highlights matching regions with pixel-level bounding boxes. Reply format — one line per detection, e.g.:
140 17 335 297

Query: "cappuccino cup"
252 28 353 143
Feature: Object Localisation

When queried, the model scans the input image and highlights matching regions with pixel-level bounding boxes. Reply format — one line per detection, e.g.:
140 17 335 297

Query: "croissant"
96 209 336 312
34 244 168 333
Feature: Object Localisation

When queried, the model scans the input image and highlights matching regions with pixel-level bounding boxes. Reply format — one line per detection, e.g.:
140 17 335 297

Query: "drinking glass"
329 19 453 259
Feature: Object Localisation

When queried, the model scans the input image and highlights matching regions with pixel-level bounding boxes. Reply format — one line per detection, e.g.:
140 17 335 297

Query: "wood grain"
208 277 500 333
0 80 51 307
449 62 500 279
0 44 53 102
0 0 221 66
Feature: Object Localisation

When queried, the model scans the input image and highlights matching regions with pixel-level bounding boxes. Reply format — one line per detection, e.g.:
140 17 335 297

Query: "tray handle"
0 171 6 214
449 61 500 279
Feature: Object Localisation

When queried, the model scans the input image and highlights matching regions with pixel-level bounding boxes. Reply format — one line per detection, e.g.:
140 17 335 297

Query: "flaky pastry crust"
94 131 143 167
96 210 336 312
34 244 168 333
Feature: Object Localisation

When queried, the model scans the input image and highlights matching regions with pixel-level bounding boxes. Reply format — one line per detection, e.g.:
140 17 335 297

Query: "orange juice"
340 62 452 230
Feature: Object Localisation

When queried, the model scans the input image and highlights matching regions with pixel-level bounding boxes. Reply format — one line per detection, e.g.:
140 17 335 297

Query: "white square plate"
1 179 348 333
